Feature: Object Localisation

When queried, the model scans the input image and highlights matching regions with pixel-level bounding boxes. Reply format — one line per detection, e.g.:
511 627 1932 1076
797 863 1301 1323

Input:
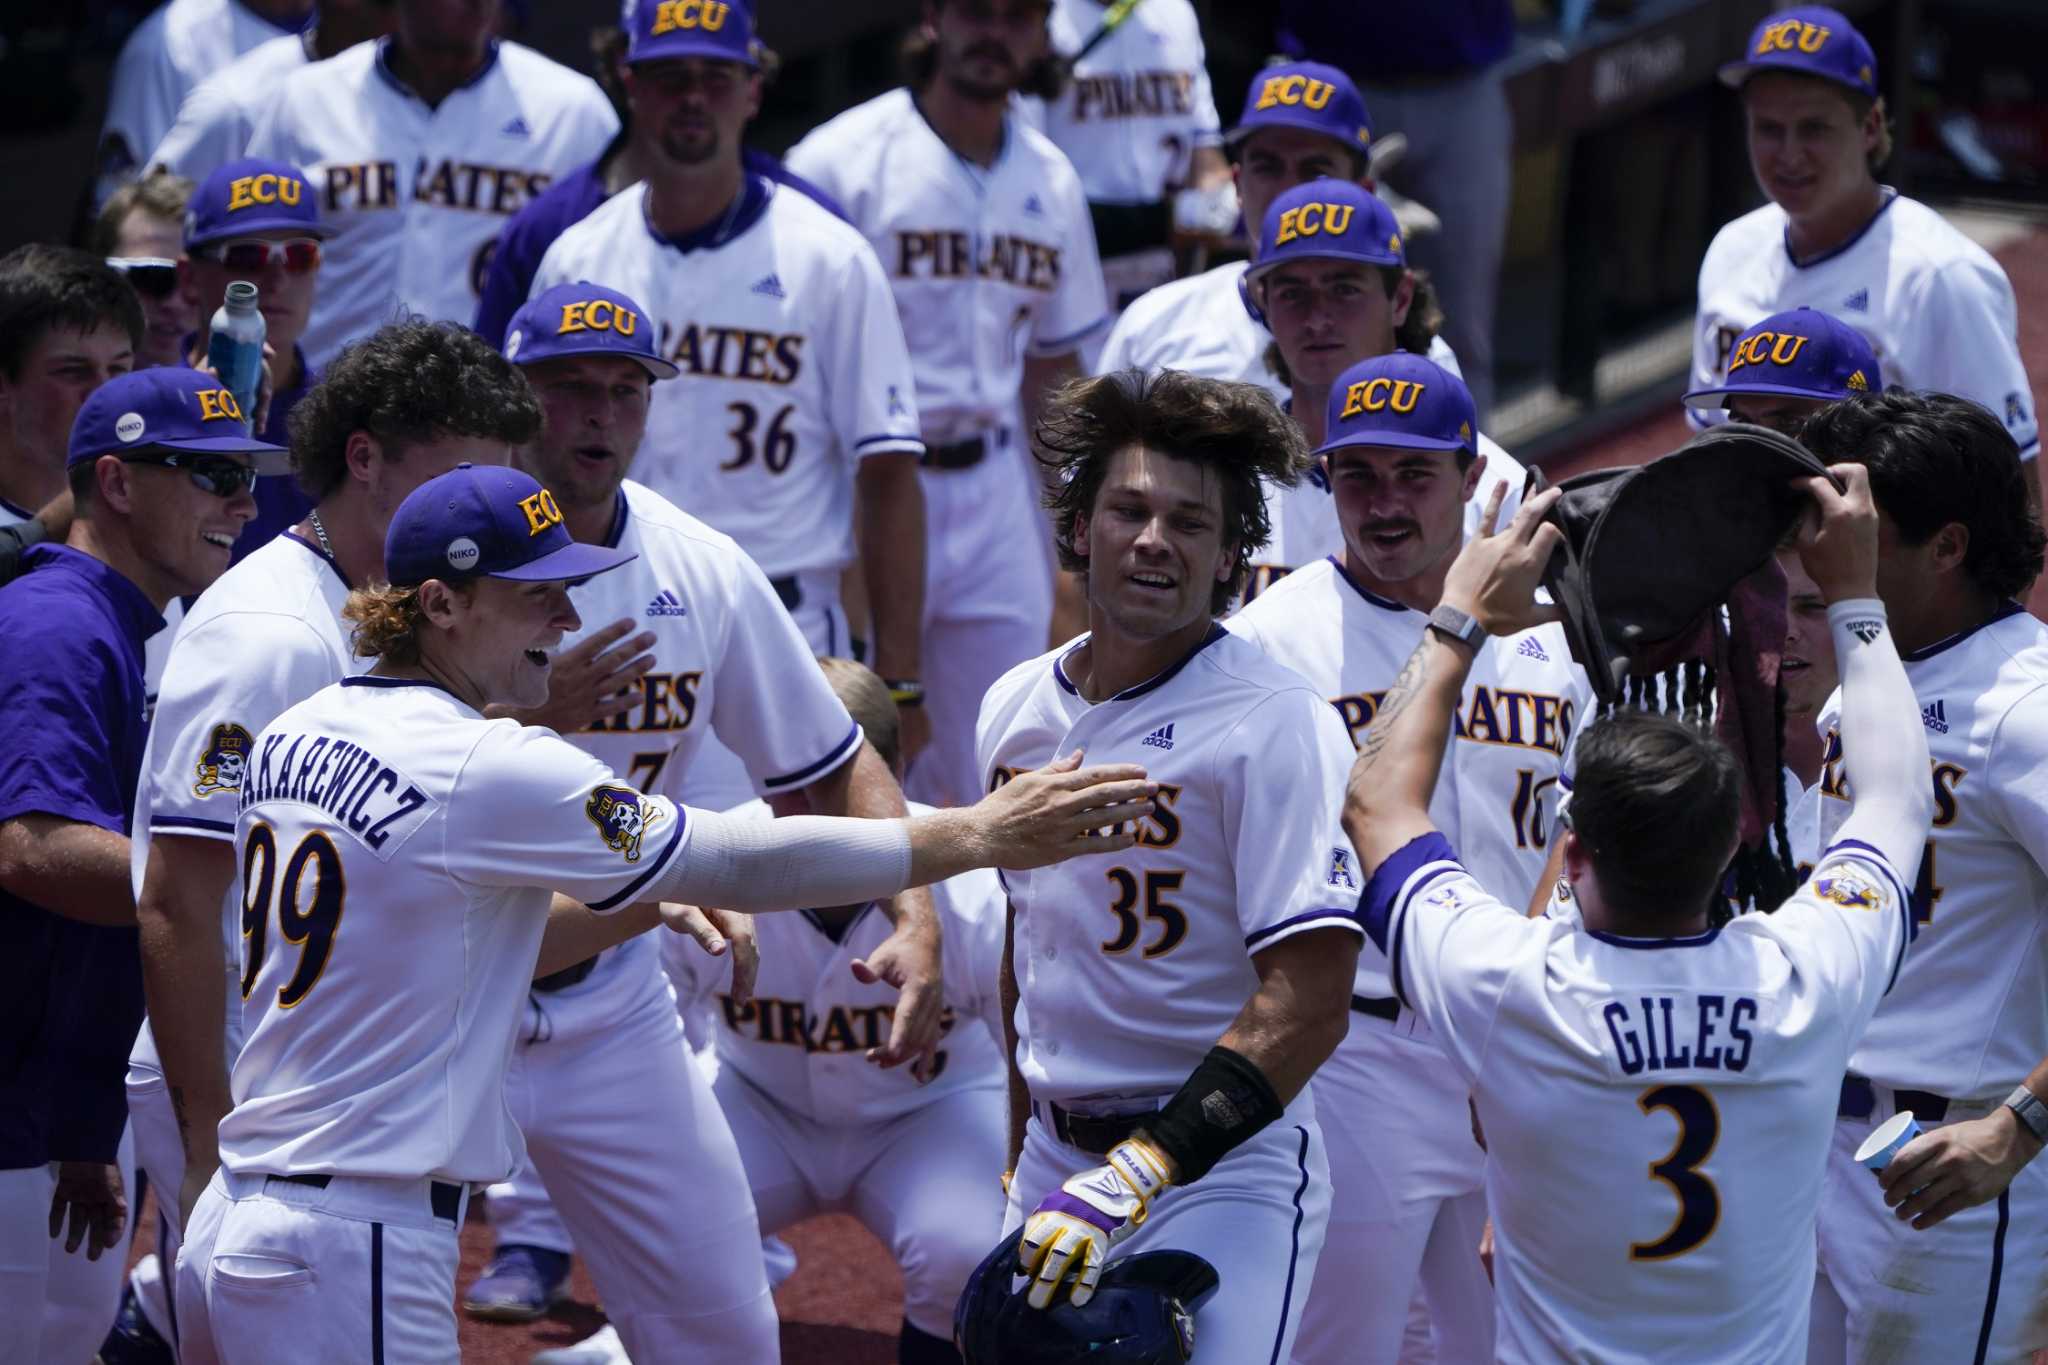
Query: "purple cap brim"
517 341 680 381
1715 58 1865 95
1247 244 1403 282
1682 382 1843 409
1315 431 1466 457
142 433 293 474
628 37 757 67
1225 111 1365 151
488 542 639 583
187 215 336 248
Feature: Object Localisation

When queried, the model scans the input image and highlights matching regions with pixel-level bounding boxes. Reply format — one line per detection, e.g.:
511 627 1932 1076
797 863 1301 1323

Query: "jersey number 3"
239 823 347 1009
1632 1083 1720 1261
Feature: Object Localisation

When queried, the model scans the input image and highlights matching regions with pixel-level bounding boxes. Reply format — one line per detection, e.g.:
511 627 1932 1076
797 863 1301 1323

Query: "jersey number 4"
1632 1083 1720 1261
239 823 346 1010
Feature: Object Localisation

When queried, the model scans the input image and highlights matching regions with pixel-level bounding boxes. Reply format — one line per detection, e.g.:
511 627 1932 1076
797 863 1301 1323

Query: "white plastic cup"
1854 1110 1923 1173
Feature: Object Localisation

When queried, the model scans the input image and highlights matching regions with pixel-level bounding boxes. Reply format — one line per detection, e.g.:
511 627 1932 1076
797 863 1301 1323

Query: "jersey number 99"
239 823 348 1010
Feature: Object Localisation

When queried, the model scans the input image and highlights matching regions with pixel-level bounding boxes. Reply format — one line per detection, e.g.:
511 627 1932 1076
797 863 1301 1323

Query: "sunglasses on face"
198 238 322 274
106 257 180 299
121 451 261 498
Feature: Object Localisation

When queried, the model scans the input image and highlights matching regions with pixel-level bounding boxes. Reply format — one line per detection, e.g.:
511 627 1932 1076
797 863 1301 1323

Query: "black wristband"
1143 1045 1284 1185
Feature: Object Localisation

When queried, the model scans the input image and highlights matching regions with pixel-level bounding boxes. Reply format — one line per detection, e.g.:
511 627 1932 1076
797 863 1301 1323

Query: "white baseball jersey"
1017 0 1221 207
246 38 616 367
977 627 1364 1103
1365 828 1915 1363
1693 194 2038 459
667 800 1005 1126
785 89 1109 444
148 30 314 181
1090 260 1520 599
131 530 355 1065
1229 555 1588 996
221 676 684 1182
1810 603 2048 1100
531 181 924 580
98 0 302 205
553 479 860 807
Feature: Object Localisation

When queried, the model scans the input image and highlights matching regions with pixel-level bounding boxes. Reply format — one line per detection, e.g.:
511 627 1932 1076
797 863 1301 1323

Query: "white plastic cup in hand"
1854 1110 1923 1173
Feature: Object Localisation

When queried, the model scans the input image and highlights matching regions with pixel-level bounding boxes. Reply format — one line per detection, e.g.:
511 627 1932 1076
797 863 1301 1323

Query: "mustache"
965 42 1015 65
1359 520 1420 537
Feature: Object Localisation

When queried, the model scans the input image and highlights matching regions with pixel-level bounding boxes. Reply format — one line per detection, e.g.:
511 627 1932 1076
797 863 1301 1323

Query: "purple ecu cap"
68 367 290 472
1718 7 1878 101
1684 307 1882 410
505 283 680 380
1247 179 1405 286
184 157 331 250
1317 353 1477 458
1226 61 1372 153
385 464 638 587
627 0 758 67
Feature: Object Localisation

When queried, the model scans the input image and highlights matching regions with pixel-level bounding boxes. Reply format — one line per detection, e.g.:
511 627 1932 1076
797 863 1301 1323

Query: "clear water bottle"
205 281 265 431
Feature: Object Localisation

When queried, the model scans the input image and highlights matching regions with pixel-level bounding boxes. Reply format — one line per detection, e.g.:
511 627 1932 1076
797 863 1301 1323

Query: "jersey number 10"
239 823 347 1009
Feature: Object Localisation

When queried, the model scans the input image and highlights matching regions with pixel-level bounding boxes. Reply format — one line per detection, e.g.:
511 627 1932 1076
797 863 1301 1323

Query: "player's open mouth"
574 446 614 464
1784 656 1809 672
1129 572 1174 591
201 531 235 550
1364 525 1416 547
524 649 549 667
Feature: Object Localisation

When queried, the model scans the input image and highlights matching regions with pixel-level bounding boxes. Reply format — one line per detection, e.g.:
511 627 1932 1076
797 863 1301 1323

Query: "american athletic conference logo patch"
192 722 253 798
585 783 663 862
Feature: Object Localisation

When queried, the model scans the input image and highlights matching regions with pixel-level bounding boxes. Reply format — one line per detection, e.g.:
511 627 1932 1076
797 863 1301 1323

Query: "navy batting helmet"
954 1228 1220 1364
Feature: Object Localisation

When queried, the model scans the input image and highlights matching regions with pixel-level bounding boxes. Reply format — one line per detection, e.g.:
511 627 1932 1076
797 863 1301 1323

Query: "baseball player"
1343 463 1933 1362
1018 0 1227 314
171 459 1156 1364
1693 7 2038 473
1795 392 2048 1363
93 173 198 370
457 283 944 1360
1229 351 1587 1365
979 369 1363 1360
95 0 312 208
245 0 617 367
0 368 274 1365
116 322 541 1358
1685 305 1882 440
784 0 1111 809
146 0 400 183
531 0 929 792
1236 176 1526 604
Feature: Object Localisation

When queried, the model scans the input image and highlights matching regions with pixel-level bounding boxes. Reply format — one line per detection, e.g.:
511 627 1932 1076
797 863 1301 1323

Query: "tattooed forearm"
170 1084 193 1157
1353 637 1433 775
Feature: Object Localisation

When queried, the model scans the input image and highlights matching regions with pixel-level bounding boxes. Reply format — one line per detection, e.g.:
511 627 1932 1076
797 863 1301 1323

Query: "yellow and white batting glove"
1019 1138 1173 1309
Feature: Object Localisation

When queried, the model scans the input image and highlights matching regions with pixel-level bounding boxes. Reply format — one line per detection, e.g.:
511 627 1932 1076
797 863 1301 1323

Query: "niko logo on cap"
1340 377 1425 419
650 0 728 34
519 489 564 537
1255 73 1334 112
226 173 302 211
558 299 639 337
115 413 146 443
1274 201 1355 247
445 536 481 571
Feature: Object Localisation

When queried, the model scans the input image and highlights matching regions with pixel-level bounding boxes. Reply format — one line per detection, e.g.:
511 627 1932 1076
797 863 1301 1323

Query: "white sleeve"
1826 600 1934 871
1186 38 1222 145
145 614 344 839
1030 167 1110 356
241 93 296 167
823 237 925 461
936 866 1011 1048
567 85 623 161
706 553 864 794
1223 690 1367 952
1987 685 2048 879
99 21 183 200
148 72 250 180
1763 840 1915 1028
443 725 686 912
1905 262 2038 460
1355 829 1547 1080
780 129 848 209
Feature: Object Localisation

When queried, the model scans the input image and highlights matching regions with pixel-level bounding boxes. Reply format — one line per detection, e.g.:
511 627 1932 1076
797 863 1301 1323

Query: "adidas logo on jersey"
1141 723 1175 750
645 589 688 618
1023 194 1045 217
1516 636 1550 662
501 116 530 138
2009 392 2032 429
1922 699 1950 734
750 274 785 299
1841 288 1869 312
1848 618 1883 644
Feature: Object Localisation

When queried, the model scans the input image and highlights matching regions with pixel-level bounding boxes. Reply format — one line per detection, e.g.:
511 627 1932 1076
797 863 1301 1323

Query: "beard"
659 121 722 167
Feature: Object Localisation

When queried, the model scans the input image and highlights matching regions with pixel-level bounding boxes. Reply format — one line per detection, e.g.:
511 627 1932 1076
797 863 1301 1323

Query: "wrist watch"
2004 1085 2048 1144
1426 603 1487 653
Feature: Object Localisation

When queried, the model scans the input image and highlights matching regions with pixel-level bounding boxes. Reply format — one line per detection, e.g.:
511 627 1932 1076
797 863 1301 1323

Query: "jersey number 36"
239 823 347 1009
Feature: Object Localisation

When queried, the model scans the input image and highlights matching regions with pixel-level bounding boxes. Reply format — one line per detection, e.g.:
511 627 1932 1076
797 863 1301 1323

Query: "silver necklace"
307 508 335 559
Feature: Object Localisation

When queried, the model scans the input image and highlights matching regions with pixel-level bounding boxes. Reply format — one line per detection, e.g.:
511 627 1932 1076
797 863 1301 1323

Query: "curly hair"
1262 265 1444 391
1801 389 2045 601
1038 369 1308 614
287 319 543 501
342 580 477 664
0 245 144 378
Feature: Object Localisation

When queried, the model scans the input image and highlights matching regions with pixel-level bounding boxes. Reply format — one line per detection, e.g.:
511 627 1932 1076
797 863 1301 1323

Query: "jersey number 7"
239 823 347 1009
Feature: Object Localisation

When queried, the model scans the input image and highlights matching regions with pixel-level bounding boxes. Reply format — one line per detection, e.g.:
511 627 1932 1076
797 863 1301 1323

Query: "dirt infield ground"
121 221 2047 1365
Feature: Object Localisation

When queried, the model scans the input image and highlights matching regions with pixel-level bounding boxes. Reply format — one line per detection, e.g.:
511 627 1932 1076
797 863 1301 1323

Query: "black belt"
268 1172 462 1222
921 435 988 471
533 956 598 993
1088 199 1173 259
1837 1074 1951 1124
1045 1101 1151 1157
769 574 802 612
1351 994 1401 1023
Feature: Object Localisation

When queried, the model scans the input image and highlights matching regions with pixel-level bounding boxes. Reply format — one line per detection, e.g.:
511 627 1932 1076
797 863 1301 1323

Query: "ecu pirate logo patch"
192 723 253 797
1814 865 1886 912
585 783 662 862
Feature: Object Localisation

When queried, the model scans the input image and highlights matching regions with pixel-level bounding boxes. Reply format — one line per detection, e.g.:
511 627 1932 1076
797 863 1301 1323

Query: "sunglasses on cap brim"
107 258 180 300
197 238 323 274
120 450 261 498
